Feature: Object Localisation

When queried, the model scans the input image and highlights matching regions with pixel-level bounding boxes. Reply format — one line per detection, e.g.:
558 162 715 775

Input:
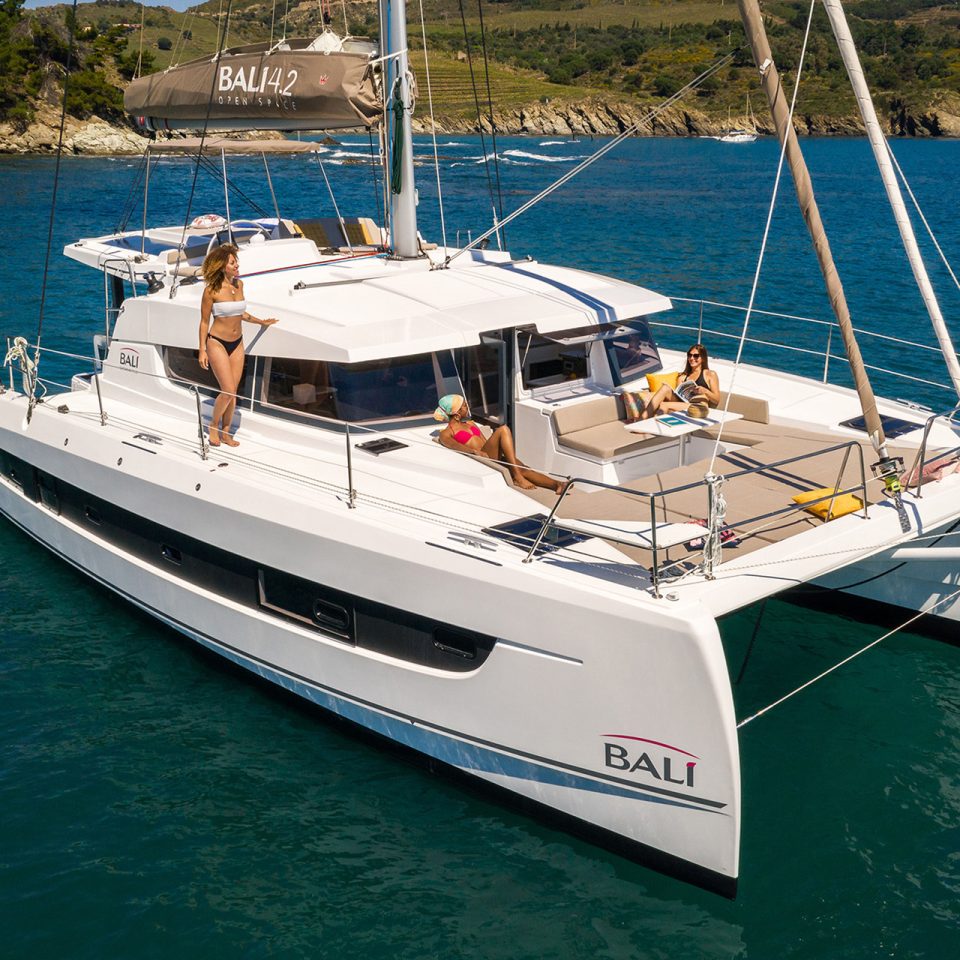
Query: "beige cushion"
560 422 671 459
717 391 770 424
552 396 621 436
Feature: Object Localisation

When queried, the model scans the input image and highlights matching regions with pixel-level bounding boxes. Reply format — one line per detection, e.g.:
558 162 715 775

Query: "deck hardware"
344 421 356 508
63 438 68 446
93 373 107 425
117 457 122 466
191 385 208 461
133 433 162 445
57 404 69 414
448 531 497 551
195 483 201 492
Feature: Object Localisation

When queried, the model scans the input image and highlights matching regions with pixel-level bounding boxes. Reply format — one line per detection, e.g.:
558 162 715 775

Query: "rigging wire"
32 0 80 422
475 0 506 244
313 154 354 254
135 1 145 79
170 10 197 68
367 128 385 236
442 48 738 266
170 0 237 297
885 141 960 296
417 0 448 249
115 151 150 234
706 0 817 476
456 0 499 226
736 583 960 729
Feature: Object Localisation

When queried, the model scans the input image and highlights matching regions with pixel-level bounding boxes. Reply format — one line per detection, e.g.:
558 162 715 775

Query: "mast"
819 0 960 399
382 0 420 258
735 0 887 455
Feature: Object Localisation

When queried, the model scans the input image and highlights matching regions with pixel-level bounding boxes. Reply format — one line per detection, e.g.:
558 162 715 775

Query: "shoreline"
2 94 959 156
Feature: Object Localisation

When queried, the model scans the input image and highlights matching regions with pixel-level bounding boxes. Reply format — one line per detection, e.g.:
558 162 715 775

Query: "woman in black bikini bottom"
199 244 278 447
206 333 243 356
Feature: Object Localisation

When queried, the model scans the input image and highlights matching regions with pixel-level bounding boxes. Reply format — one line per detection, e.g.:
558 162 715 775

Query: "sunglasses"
687 352 702 358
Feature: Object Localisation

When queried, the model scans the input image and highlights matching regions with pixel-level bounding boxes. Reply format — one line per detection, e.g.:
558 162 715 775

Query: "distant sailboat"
715 92 758 143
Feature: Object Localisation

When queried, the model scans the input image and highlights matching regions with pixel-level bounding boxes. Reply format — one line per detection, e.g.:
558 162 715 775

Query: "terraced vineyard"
408 49 605 116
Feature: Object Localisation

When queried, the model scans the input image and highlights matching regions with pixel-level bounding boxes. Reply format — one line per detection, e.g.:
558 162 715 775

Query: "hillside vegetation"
1 0 959 131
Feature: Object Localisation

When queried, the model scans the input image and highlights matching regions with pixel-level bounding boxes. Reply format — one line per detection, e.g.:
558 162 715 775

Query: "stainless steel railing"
522 439 869 596
905 403 960 498
661 296 952 400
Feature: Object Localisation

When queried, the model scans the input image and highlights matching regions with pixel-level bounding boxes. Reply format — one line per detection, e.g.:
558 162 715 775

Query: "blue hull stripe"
0 494 723 817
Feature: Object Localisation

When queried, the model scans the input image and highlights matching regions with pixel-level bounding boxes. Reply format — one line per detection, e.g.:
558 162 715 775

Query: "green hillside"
2 0 959 129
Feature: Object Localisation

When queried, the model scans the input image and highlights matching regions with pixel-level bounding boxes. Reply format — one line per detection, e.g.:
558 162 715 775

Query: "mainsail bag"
125 39 381 132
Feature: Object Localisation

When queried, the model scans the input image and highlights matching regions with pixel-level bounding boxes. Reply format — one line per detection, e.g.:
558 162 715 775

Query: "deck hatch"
482 514 591 555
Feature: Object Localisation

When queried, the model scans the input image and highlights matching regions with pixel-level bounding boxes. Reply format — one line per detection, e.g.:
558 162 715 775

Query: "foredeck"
514 419 939 575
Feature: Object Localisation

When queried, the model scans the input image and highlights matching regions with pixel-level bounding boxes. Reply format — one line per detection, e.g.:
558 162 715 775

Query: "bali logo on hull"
119 347 140 370
602 734 698 787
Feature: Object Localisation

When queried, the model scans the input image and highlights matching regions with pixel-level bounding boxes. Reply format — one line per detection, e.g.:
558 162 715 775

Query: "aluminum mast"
382 0 420 258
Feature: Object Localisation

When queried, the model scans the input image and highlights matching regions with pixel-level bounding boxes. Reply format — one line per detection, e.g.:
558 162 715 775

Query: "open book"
674 379 704 402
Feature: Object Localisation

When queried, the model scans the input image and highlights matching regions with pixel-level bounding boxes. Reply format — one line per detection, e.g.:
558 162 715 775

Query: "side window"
164 346 224 391
518 331 590 390
164 346 254 397
263 358 337 416
262 353 440 423
258 568 354 643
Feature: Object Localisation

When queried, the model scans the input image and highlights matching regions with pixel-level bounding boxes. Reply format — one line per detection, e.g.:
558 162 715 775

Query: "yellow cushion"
646 371 680 393
792 487 863 521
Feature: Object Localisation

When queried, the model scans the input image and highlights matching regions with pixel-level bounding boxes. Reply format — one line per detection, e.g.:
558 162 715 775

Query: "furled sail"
125 35 381 133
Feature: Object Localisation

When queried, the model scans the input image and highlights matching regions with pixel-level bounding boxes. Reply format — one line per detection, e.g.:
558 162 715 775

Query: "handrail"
658 297 952 399
522 439 870 595
16 341 876 590
905 403 960 498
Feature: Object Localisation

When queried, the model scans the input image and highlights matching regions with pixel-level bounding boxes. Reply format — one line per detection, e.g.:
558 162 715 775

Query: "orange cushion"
646 371 680 393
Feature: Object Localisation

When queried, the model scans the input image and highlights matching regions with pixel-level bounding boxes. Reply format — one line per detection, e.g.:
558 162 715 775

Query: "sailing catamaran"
1 1 958 896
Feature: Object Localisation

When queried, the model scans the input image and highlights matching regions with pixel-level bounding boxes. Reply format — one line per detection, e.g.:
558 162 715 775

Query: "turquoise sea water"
1 136 959 957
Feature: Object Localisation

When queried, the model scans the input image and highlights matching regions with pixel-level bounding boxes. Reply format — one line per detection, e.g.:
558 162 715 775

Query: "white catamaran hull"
0 394 741 894
816 516 960 625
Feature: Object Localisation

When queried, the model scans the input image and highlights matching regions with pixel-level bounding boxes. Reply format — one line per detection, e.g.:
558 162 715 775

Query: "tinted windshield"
605 320 662 385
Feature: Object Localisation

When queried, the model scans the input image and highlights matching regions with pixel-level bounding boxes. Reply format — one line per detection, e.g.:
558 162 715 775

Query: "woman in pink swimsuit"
435 395 565 493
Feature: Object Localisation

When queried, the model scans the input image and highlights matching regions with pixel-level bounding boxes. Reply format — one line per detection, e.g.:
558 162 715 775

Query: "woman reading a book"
624 344 720 421
677 343 721 407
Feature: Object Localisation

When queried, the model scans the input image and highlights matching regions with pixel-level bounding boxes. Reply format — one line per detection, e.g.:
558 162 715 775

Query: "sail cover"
125 38 381 132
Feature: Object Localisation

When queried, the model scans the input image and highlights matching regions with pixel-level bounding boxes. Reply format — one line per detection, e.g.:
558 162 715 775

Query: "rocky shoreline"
3 93 960 155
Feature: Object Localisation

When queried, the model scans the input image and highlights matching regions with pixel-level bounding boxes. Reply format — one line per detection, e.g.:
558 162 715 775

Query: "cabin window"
604 320 663 386
263 352 440 423
258 568 354 642
518 331 590 390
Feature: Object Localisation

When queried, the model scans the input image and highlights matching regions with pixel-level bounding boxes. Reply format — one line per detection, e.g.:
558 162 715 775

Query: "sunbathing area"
507 415 931 580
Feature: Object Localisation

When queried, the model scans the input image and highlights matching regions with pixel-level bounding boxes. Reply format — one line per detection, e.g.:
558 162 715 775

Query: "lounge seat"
693 391 771 445
552 395 673 460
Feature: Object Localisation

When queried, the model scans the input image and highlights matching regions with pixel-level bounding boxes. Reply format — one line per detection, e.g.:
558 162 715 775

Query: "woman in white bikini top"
199 243 278 447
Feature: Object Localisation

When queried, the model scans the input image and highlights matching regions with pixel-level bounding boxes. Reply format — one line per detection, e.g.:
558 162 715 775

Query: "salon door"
460 331 509 429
